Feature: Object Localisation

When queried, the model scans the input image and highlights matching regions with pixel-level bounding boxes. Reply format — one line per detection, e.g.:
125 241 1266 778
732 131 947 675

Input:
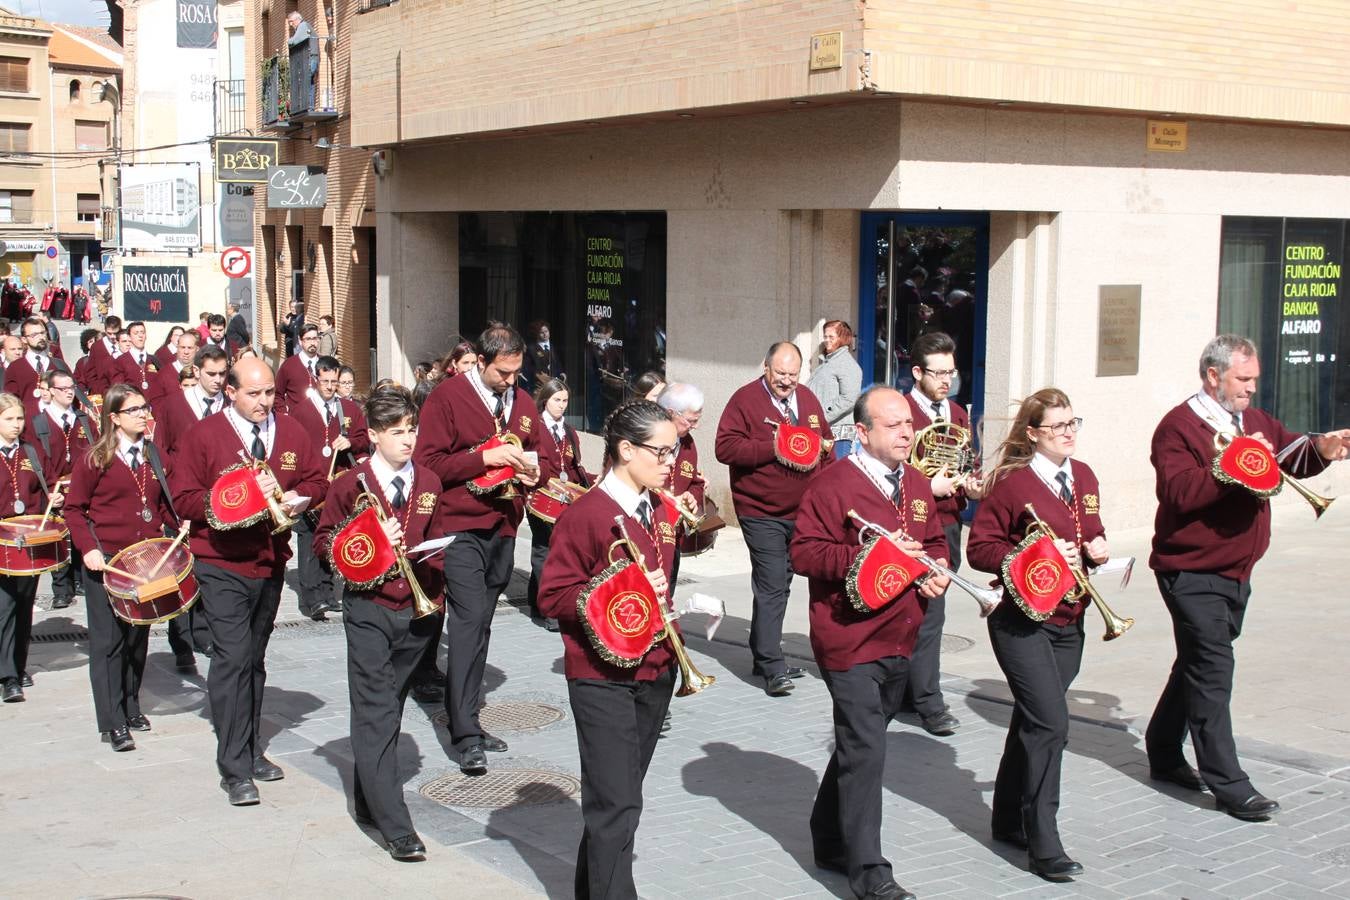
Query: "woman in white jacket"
806 320 862 450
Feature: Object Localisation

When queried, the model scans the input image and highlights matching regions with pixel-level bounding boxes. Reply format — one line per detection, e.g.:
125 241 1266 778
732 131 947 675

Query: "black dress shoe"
252 756 285 781
1150 763 1208 792
175 652 197 672
764 673 795 697
411 681 443 703
785 665 806 679
2 679 23 702
1219 793 1280 821
660 712 672 734
992 828 1028 849
387 834 427 861
481 732 508 753
861 880 916 900
50 597 73 609
921 709 960 736
221 778 260 806
309 609 329 622
19 670 33 687
127 714 152 732
1029 854 1083 881
104 726 136 752
459 744 488 775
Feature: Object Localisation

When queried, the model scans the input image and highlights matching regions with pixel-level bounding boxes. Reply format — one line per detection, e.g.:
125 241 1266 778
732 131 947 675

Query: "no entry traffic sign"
220 246 252 279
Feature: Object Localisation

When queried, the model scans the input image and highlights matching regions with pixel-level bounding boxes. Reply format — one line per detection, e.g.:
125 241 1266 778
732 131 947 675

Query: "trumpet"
237 450 297 534
612 515 715 697
846 508 999 617
655 488 703 530
1023 503 1133 640
1213 431 1333 518
356 473 442 619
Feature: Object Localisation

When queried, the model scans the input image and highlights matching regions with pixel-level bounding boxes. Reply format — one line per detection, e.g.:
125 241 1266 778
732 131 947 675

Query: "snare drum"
0 515 71 576
104 538 200 625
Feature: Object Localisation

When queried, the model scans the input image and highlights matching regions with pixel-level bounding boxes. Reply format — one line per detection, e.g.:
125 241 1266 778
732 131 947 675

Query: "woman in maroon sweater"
0 392 47 703
538 399 680 900
65 383 176 752
967 388 1108 883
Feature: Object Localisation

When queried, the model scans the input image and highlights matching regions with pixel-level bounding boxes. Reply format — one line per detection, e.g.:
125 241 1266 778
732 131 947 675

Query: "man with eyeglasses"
900 331 983 737
715 341 835 698
275 322 322 414
656 382 708 578
27 370 92 609
7 316 70 418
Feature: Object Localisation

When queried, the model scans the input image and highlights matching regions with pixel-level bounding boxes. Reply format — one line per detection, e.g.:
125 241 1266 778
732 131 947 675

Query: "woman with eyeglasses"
64 383 177 752
967 388 1108 882
537 399 682 900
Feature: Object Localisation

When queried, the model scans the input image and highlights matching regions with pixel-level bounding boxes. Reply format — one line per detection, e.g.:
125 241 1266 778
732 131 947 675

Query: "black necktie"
1055 470 1073 504
307 361 315 378
3 445 14 459
636 498 652 531
61 413 71 437
780 398 797 426
554 425 563 444
493 392 505 421
1231 412 1242 435
390 475 406 510
931 400 944 422
202 397 214 417
886 471 901 506
127 445 140 472
34 357 44 376
250 424 266 461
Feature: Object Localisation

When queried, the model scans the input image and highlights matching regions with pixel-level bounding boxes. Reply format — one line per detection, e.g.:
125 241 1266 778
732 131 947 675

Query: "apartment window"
0 122 29 152
76 193 99 222
0 57 29 93
74 120 107 151
0 190 34 223
69 79 80 102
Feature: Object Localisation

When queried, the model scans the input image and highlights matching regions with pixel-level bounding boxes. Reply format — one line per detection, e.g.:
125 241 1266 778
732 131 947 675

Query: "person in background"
522 320 563 389
195 312 211 344
441 342 477 377
632 370 666 403
155 326 185 370
526 377 592 631
178 366 198 390
337 365 359 402
317 315 338 359
806 320 862 452
226 302 251 352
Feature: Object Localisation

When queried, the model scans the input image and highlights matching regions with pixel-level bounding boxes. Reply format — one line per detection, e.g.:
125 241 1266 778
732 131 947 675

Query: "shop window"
0 57 28 93
0 122 29 152
76 193 99 222
74 120 107 151
0 189 33 223
458 211 667 434
1218 217 1349 432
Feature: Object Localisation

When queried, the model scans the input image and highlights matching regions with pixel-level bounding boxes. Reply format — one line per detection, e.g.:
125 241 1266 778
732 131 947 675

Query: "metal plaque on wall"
1097 285 1142 377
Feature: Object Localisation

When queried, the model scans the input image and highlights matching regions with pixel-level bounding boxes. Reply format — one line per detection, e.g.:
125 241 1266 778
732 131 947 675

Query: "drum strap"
145 441 179 529
50 357 97 425
20 442 49 502
31 413 50 460
567 428 592 487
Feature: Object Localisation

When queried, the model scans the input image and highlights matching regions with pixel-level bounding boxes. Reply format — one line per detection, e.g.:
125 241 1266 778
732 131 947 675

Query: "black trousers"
987 603 1084 859
740 516 795 678
568 668 675 900
812 655 910 898
196 562 284 782
906 520 962 715
83 570 149 733
526 518 552 618
1145 571 1255 806
51 542 83 602
0 573 37 682
441 527 516 750
166 599 213 658
294 516 334 617
344 595 438 842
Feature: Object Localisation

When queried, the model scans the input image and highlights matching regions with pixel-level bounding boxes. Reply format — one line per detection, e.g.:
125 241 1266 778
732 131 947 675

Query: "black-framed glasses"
632 441 679 464
921 367 958 379
1034 417 1083 436
115 404 150 417
50 383 75 393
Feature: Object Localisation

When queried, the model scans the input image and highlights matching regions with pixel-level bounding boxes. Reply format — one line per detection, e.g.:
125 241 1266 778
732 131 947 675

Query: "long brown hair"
88 383 144 470
984 388 1072 488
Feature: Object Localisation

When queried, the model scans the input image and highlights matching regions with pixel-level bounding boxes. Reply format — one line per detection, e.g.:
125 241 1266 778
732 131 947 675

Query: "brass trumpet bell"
664 615 716 696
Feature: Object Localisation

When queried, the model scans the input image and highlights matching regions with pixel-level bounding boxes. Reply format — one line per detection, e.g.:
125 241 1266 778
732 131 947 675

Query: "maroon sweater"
791 458 946 669
5 357 51 418
413 373 541 537
24 407 94 481
289 396 371 469
85 338 116 396
0 444 48 518
714 379 834 519
905 392 971 528
668 431 706 505
65 446 175 558
967 461 1106 626
170 411 328 578
537 486 679 681
114 351 164 405
313 459 445 610
155 389 221 460
274 354 317 414
536 418 592 486
154 345 177 370
1150 402 1326 580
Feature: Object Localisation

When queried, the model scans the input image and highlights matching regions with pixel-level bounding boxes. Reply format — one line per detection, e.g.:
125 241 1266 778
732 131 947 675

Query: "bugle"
846 508 998 617
236 450 297 534
1213 431 1333 518
1023 503 1133 640
355 473 442 619
655 488 702 530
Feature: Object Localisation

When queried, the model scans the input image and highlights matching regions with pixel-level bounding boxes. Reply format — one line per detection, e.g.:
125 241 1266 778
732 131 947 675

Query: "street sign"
220 246 251 279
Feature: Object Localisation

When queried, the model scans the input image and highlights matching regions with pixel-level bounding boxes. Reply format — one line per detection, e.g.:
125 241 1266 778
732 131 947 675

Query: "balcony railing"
214 78 247 135
288 35 337 122
262 55 289 128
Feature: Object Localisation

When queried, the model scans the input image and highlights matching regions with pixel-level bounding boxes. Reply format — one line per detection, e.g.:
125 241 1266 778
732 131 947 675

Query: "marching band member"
7 316 61 418
714 341 833 697
151 329 201 401
1146 335 1349 819
415 325 540 775
154 325 186 370
537 399 680 900
65 384 175 752
114 322 166 408
28 369 91 610
790 386 946 900
84 315 122 397
313 386 443 861
170 358 326 806
0 392 45 703
656 381 707 581
526 377 592 630
967 388 1106 881
275 322 322 413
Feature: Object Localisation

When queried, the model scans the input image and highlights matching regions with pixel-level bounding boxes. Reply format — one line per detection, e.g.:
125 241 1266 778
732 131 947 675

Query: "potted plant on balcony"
260 53 290 122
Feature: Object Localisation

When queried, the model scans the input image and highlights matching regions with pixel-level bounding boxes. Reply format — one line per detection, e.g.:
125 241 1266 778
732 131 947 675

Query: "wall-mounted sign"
215 138 279 183
1097 285 1142 376
119 163 202 251
266 166 327 209
809 31 842 71
177 0 217 49
0 240 48 253
1147 120 1188 152
221 246 251 279
122 265 189 322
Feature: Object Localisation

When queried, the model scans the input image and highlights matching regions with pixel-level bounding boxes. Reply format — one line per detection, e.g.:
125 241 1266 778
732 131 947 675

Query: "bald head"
854 385 914 469
226 357 275 422
762 341 802 400
1 335 22 363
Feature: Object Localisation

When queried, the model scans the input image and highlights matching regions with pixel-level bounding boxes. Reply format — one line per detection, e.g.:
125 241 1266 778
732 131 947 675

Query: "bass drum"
104 537 200 625
0 515 71 576
678 497 725 557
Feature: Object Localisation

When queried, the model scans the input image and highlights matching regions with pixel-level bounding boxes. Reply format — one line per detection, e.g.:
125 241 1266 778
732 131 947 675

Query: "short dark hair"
104 314 122 329
21 316 44 336
126 321 146 332
178 365 197 384
853 384 903 430
207 313 226 328
911 332 956 370
319 314 334 328
43 368 73 389
365 385 418 431
79 327 99 353
299 322 319 339
476 325 525 364
315 355 340 376
534 376 569 409
194 344 229 368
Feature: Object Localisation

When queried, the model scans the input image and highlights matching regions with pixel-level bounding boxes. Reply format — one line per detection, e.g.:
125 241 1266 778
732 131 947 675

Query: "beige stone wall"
48 67 114 238
0 17 53 240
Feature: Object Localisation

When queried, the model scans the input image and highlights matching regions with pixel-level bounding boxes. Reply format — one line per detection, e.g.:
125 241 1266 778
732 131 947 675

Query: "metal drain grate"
420 769 579 809
432 701 564 733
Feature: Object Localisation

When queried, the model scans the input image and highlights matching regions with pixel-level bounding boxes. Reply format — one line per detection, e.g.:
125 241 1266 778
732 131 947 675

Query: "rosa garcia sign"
122 266 189 321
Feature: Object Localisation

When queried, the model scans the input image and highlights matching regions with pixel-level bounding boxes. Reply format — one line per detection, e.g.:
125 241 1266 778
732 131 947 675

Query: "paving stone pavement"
6 553 1350 898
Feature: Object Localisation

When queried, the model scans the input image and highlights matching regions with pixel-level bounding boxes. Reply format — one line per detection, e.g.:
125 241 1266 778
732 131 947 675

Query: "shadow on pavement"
681 740 851 898
485 786 580 897
881 729 1008 860
311 732 433 852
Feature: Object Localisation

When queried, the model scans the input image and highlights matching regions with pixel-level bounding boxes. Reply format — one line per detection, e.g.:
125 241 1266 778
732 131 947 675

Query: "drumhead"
104 538 194 599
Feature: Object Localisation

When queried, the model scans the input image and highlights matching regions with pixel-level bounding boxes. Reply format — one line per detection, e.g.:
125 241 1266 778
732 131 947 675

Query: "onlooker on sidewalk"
317 315 337 358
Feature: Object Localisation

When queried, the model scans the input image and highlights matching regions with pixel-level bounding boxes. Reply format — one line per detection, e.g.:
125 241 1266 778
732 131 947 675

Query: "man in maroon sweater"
6 316 63 418
790 385 947 900
170 357 327 806
714 341 833 697
1146 334 1349 821
155 344 228 459
83 315 122 396
414 325 540 775
275 321 321 413
150 329 200 402
113 322 164 407
28 369 94 609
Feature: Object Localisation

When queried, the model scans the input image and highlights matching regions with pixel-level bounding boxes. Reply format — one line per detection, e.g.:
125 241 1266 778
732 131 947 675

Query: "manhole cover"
420 769 579 809
432 701 564 732
942 634 976 653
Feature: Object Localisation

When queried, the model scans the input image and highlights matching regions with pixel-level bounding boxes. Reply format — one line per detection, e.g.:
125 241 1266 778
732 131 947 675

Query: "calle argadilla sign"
215 139 280 183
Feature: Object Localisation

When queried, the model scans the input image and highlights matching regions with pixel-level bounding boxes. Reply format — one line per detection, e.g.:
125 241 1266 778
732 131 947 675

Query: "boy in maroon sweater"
1146 335 1349 821
790 386 947 900
170 358 327 806
714 341 833 697
413 325 540 775
314 387 443 861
